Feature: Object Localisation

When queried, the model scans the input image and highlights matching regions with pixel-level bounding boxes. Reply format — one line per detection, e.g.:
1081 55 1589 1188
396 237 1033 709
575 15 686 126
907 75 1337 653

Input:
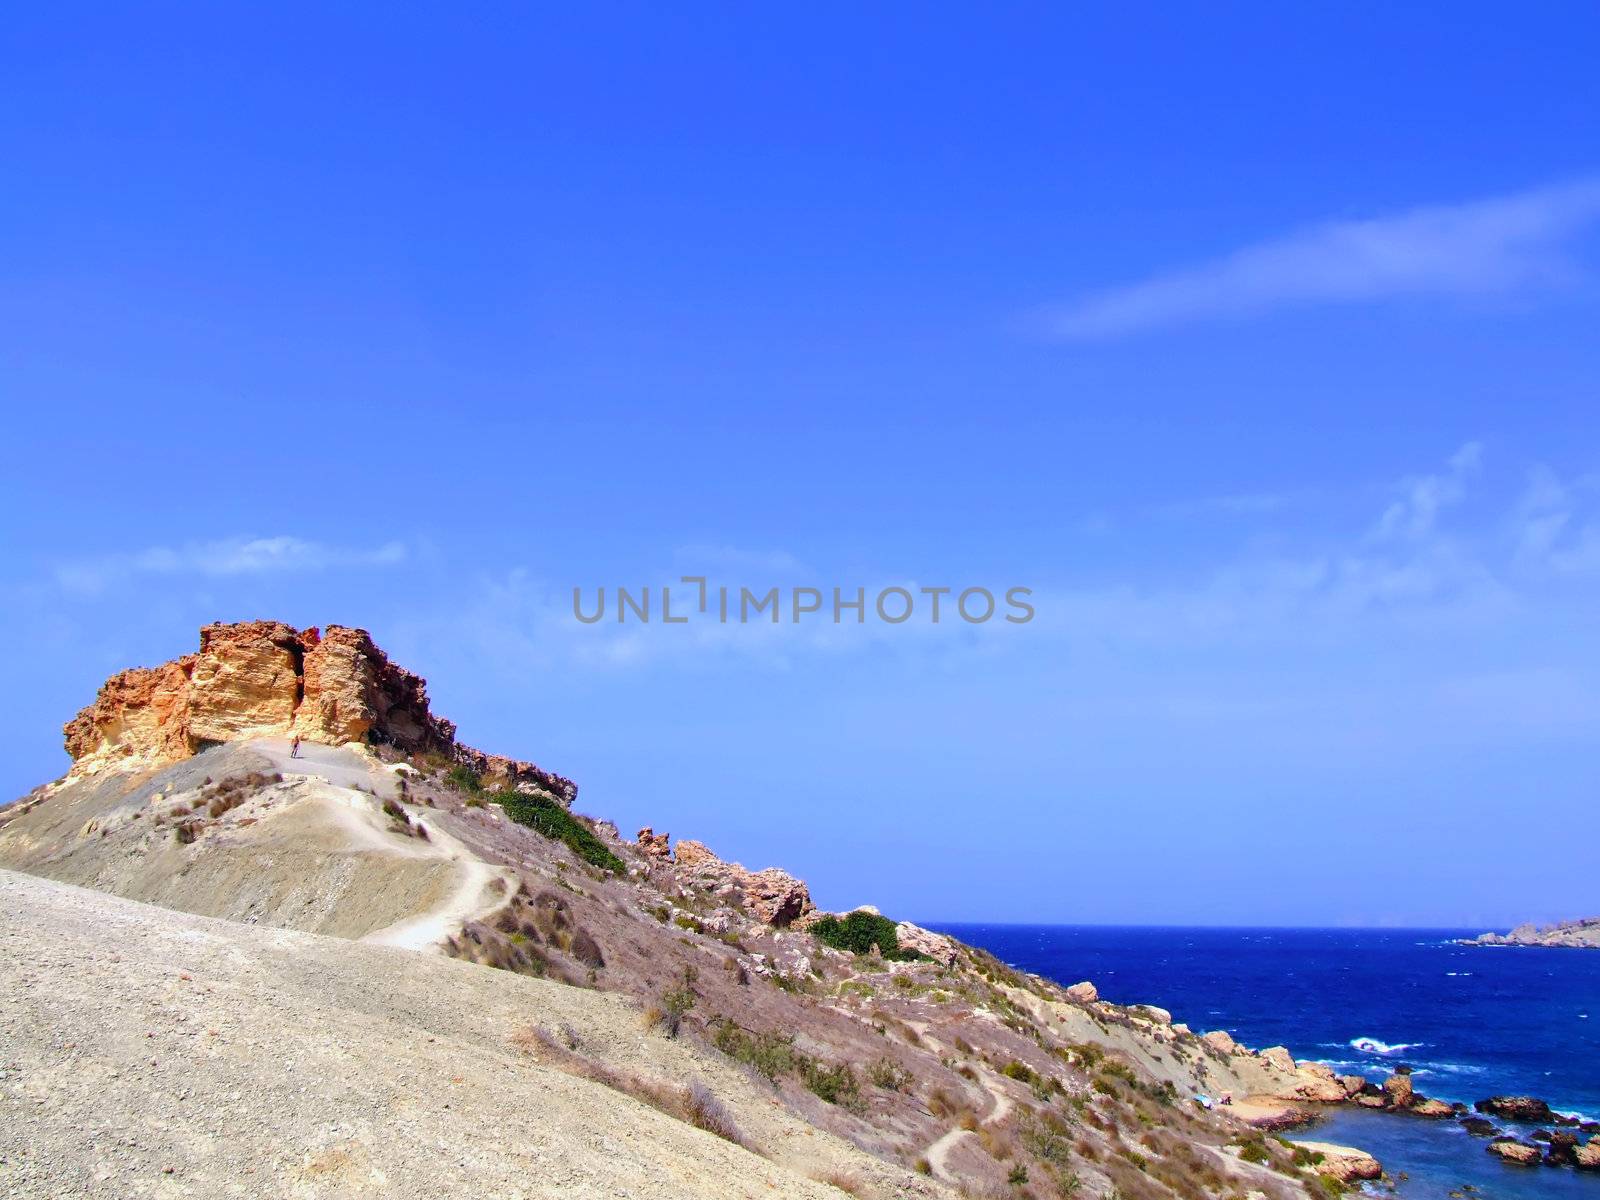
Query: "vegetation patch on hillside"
808 909 928 961
493 789 625 874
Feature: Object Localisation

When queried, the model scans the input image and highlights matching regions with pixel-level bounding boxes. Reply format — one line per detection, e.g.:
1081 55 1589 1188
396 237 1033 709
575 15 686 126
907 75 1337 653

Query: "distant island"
1464 917 1600 948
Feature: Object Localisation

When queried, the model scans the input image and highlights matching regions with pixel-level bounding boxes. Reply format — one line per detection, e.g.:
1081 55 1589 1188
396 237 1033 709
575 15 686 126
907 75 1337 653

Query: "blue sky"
4 5 1598 925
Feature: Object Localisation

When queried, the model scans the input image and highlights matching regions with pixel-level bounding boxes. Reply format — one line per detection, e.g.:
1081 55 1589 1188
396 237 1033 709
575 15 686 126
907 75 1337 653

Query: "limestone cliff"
63 620 576 803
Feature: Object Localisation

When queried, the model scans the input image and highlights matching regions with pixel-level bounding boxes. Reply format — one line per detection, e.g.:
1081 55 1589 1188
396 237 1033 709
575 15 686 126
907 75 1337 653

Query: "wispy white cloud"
1372 441 1482 542
55 535 407 594
1049 178 1600 339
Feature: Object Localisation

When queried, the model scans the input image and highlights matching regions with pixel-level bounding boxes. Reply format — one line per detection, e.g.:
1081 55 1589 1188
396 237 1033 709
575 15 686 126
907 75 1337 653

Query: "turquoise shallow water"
933 924 1600 1200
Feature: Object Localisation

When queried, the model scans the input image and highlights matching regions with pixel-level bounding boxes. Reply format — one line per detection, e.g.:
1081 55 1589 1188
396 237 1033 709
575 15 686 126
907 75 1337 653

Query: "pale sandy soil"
0 869 943 1200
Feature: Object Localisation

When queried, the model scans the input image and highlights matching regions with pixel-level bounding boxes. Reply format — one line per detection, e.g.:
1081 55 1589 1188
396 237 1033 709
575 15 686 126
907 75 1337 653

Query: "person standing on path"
290 734 301 759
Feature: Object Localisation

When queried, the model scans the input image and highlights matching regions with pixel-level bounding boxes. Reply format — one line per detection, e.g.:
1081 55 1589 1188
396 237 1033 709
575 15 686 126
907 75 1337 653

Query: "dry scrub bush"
511 1026 749 1149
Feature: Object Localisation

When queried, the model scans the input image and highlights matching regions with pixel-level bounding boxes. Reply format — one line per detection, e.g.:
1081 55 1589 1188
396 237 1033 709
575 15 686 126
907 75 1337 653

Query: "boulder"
1575 1140 1600 1170
1476 1096 1554 1123
1545 1130 1580 1166
1410 1098 1455 1118
894 921 958 966
1260 1046 1297 1074
1383 1072 1415 1109
1295 1142 1382 1184
1460 1117 1499 1137
1201 1030 1239 1055
1066 981 1098 1004
1338 1075 1368 1098
1131 1005 1172 1025
1487 1139 1542 1166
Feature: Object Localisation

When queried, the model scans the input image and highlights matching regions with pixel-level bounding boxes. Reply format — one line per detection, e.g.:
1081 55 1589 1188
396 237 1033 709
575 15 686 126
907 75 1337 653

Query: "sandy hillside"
0 868 940 1200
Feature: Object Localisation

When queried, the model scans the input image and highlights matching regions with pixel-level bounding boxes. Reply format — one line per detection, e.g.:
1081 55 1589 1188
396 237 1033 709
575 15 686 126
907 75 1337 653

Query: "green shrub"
711 1020 799 1081
1002 1059 1041 1086
494 789 624 874
803 1060 862 1109
445 764 484 795
1238 1140 1270 1166
867 1057 913 1091
808 910 927 961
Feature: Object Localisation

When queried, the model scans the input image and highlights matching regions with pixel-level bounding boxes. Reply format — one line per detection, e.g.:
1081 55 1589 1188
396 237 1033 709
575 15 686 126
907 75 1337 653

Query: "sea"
933 924 1600 1200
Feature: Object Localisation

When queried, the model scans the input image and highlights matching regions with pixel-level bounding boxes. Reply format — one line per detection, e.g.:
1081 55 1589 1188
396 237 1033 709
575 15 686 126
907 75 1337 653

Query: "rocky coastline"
1463 917 1600 949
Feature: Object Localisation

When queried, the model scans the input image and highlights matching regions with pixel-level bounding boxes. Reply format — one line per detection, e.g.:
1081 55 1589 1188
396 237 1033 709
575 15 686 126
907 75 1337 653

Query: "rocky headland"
6 619 1595 1196
1464 917 1600 948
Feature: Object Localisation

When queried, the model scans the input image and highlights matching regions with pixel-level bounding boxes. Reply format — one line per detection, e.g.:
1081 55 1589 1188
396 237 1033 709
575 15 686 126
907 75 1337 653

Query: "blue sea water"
934 925 1600 1199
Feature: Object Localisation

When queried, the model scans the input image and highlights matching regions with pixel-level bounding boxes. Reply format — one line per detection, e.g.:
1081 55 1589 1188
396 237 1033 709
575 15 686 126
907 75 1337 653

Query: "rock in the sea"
894 921 958 966
1487 1139 1542 1166
1338 1074 1368 1098
1383 1071 1415 1109
1410 1098 1455 1118
1066 981 1098 1004
63 620 577 801
1545 1131 1580 1166
1461 1117 1500 1137
1476 1096 1555 1123
1575 1139 1600 1170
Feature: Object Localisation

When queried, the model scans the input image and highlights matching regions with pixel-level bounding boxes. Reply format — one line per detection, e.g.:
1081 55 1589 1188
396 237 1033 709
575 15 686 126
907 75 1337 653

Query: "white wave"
1349 1037 1423 1055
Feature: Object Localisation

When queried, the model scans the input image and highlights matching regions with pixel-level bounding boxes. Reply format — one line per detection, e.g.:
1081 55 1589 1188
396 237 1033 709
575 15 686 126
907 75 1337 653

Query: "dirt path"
256 738 512 951
361 817 512 951
916 1022 1016 1182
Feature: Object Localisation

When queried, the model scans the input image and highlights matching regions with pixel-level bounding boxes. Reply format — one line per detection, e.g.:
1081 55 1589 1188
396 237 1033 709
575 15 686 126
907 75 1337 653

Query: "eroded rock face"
1066 981 1099 1005
62 620 576 804
1200 1029 1238 1055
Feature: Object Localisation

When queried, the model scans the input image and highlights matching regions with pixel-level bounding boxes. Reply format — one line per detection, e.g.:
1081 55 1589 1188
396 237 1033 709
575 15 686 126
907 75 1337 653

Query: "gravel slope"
0 869 928 1199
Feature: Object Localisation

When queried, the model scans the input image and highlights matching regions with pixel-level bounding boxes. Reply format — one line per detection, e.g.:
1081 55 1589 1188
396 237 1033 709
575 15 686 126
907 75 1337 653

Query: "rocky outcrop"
1131 1005 1173 1025
1295 1142 1382 1184
1066 981 1099 1004
669 839 815 928
1200 1029 1238 1055
894 921 958 966
1260 1046 1296 1074
636 828 673 860
63 621 576 803
1466 917 1600 949
1382 1070 1415 1109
